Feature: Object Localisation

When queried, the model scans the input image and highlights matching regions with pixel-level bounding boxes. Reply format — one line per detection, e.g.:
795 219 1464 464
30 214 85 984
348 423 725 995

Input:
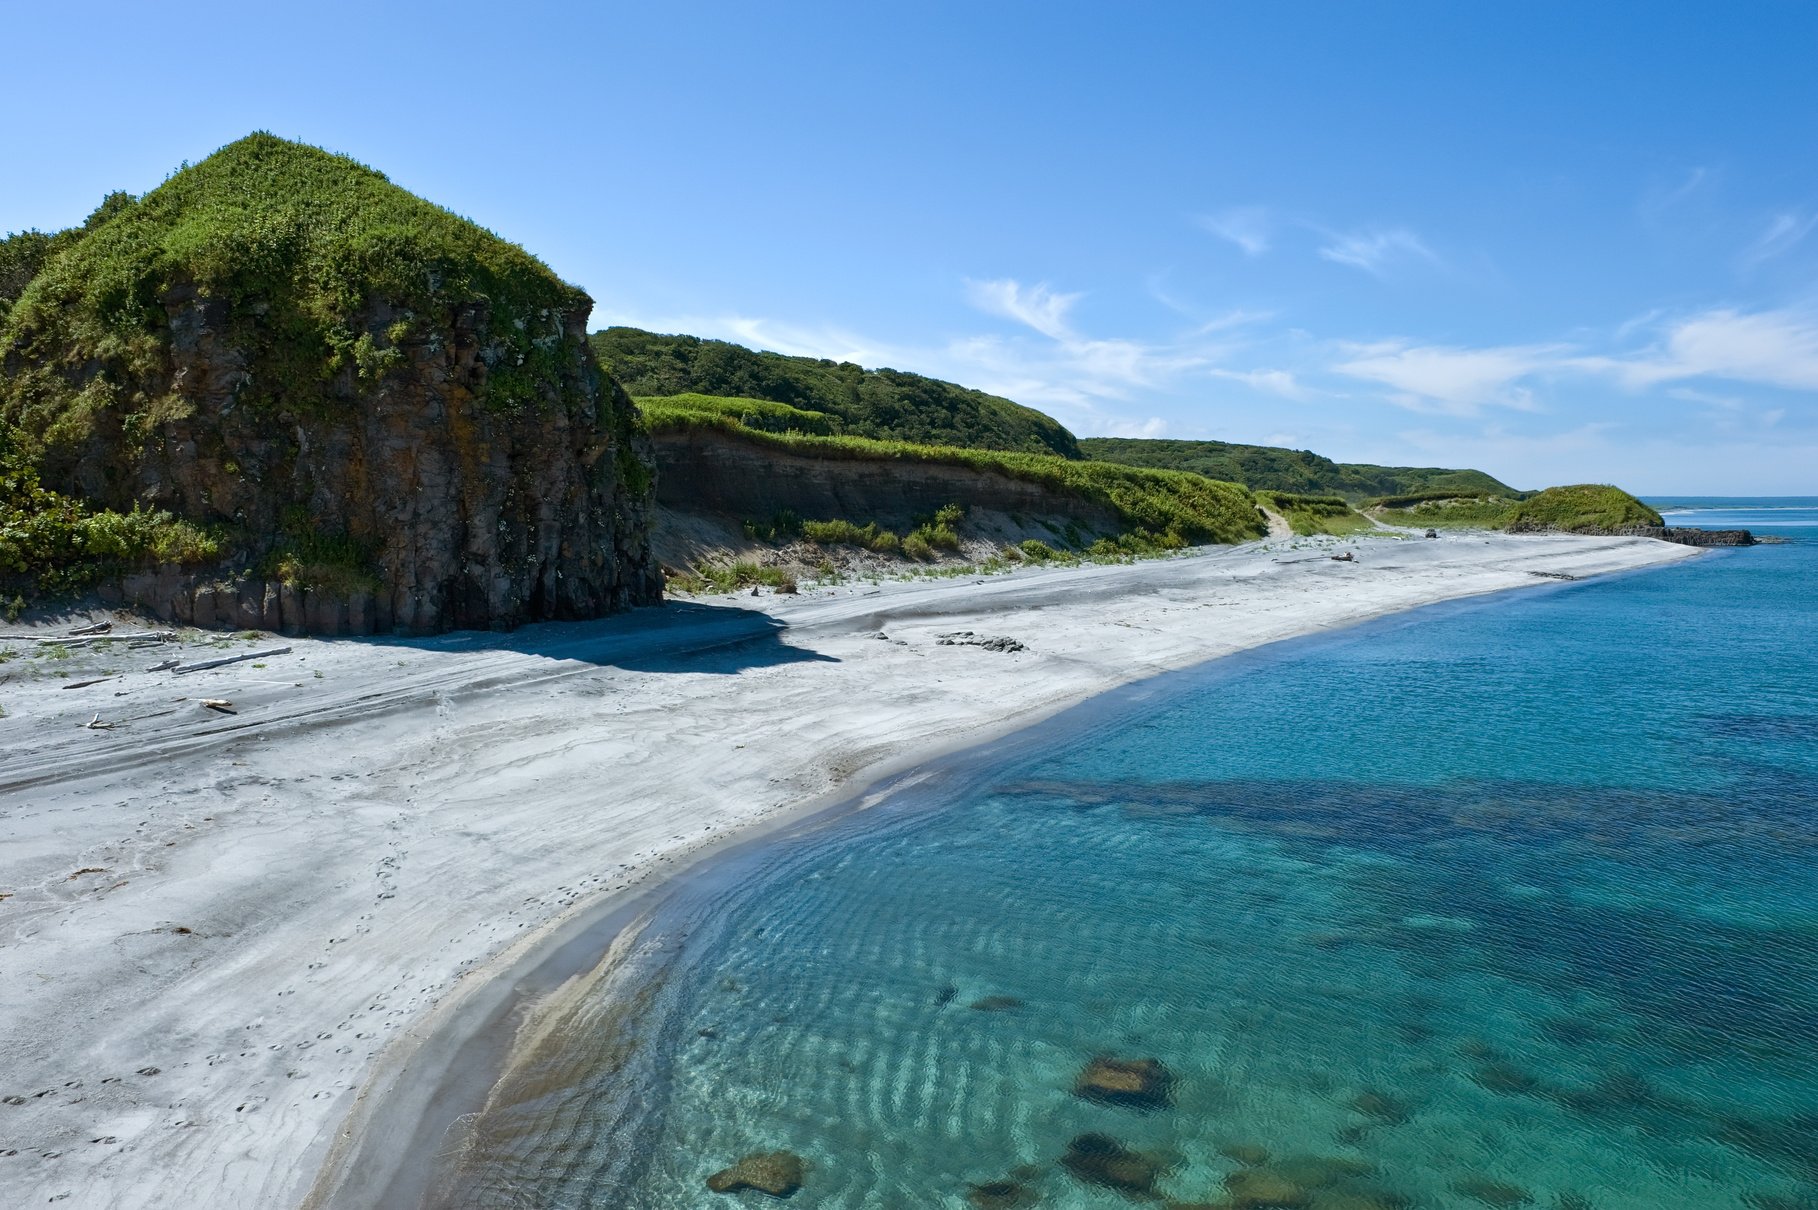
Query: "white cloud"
1333 341 1559 414
1207 367 1310 400
1594 307 1818 391
1316 227 1440 275
1741 211 1817 266
1099 415 1171 438
964 278 1081 341
1332 306 1818 420
1198 206 1272 256
949 277 1244 423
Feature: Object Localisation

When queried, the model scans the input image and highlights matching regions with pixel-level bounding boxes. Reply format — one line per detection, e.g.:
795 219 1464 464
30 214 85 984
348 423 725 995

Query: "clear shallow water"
450 505 1818 1210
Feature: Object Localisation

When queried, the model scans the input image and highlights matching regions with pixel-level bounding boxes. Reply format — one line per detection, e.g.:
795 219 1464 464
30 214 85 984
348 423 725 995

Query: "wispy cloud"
1207 367 1311 400
1198 206 1272 256
1639 165 1713 225
1740 210 1817 266
1316 227 1441 276
1332 340 1558 414
1333 306 1818 418
964 278 1081 341
1590 306 1818 391
958 277 1234 416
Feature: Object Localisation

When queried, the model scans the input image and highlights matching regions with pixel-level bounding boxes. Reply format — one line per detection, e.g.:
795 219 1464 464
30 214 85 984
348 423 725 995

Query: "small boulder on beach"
1074 1056 1174 1109
706 1151 807 1198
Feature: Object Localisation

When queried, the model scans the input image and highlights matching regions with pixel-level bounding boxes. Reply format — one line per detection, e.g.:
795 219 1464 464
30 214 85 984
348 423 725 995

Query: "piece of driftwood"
0 631 179 647
61 677 116 690
147 658 182 672
200 699 237 715
171 647 293 675
82 713 115 730
69 621 113 636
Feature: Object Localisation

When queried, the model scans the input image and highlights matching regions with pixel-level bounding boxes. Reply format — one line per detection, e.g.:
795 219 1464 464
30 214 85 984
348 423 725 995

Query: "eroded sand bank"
0 532 1698 1208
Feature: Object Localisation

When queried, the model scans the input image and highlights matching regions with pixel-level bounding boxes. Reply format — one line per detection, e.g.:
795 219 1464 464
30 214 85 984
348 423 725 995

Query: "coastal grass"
1080 436 1518 501
600 327 1080 457
0 447 221 596
1505 484 1664 532
1258 490 1373 536
1372 496 1519 529
1370 484 1660 533
637 394 1265 547
639 393 840 437
799 518 902 553
2 132 593 453
665 561 799 595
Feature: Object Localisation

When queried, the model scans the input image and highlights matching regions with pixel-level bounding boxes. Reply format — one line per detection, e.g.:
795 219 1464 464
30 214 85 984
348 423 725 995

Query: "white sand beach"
0 532 1698 1209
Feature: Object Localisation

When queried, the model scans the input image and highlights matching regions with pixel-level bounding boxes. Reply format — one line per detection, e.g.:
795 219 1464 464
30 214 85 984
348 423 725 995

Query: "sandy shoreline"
0 531 1699 1208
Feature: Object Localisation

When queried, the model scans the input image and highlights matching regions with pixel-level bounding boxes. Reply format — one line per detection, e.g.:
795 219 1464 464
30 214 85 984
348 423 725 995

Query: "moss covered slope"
640 393 1264 546
0 133 658 630
1504 484 1663 532
595 326 1080 458
1079 436 1517 502
1371 484 1661 533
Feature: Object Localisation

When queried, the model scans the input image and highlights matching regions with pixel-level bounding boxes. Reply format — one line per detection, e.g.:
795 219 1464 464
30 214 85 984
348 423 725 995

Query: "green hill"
1 133 657 628
1077 437 1517 501
592 326 1080 458
1372 484 1661 532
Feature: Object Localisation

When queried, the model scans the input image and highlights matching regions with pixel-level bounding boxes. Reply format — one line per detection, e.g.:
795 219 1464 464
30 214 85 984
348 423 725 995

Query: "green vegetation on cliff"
1371 494 1519 529
1079 437 1517 501
595 327 1080 458
1257 490 1372 536
1 134 658 624
1505 484 1663 531
638 392 1263 545
3 132 590 450
639 392 839 436
1371 484 1660 533
0 461 220 597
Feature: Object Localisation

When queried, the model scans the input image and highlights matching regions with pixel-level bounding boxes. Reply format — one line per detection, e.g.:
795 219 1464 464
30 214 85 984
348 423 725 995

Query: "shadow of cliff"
307 600 837 676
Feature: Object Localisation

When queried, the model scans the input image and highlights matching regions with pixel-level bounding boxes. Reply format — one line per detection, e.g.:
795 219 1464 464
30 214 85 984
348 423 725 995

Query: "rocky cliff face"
22 288 661 633
0 135 661 634
650 428 1123 532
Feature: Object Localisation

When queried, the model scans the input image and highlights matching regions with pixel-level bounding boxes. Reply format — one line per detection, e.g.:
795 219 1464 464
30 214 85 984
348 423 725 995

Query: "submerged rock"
1470 1062 1541 1096
1224 1165 1312 1207
1348 1089 1412 1124
1059 1133 1166 1197
1074 1057 1175 1110
706 1151 806 1198
1451 1175 1533 1206
1218 1142 1272 1166
1269 1155 1375 1188
969 995 1025 1012
966 1177 1037 1209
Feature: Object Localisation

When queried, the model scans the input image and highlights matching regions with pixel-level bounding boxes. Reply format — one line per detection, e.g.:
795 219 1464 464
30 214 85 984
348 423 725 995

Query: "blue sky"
6 2 1817 492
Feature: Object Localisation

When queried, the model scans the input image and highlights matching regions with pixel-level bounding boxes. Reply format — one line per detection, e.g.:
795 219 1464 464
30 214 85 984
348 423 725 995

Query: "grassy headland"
1370 485 1662 532
1080 436 1517 501
597 326 1079 457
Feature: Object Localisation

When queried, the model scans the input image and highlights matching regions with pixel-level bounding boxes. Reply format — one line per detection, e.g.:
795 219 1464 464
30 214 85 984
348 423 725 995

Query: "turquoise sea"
448 501 1818 1209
